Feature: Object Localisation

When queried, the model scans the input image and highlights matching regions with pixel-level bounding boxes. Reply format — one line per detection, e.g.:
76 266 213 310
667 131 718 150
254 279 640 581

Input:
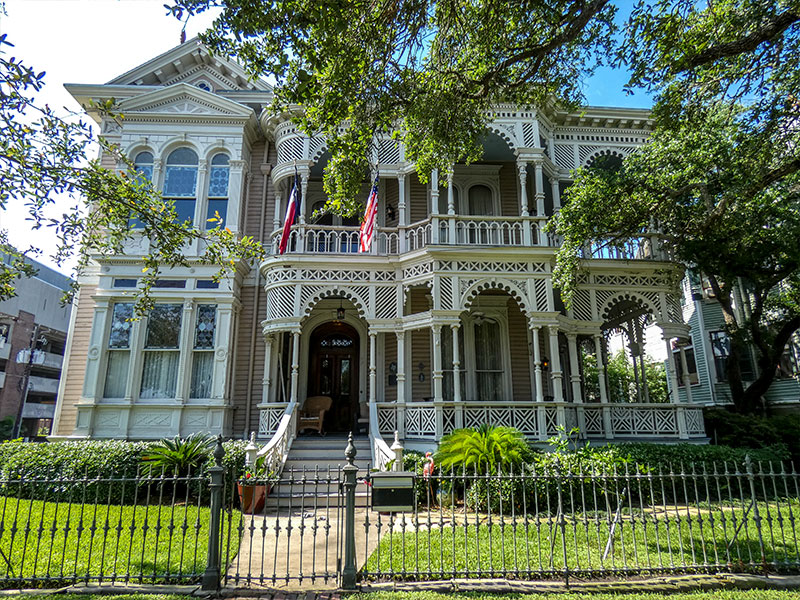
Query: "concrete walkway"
225 507 383 590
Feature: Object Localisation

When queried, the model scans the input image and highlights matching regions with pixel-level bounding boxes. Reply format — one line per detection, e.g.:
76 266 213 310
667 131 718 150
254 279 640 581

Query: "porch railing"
256 401 298 477
267 220 670 260
378 401 705 442
369 402 394 471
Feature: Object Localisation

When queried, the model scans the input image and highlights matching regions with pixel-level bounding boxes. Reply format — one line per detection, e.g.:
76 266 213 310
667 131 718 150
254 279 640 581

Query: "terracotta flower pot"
237 482 269 514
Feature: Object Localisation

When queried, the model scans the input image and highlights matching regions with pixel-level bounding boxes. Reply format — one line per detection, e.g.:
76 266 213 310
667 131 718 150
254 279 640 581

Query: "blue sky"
0 0 651 275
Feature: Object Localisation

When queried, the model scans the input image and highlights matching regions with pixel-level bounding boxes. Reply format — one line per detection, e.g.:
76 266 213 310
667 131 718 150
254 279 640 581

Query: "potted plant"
237 460 275 514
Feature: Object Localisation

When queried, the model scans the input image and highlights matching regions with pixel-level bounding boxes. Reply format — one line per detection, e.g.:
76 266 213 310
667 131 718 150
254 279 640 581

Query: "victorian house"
51 40 707 464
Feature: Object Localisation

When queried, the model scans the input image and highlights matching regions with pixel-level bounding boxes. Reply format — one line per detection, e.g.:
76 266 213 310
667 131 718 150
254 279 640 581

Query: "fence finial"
214 434 225 466
345 431 356 466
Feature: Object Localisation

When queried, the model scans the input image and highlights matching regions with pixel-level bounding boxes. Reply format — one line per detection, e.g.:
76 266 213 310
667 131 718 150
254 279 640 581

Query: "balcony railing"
375 401 705 442
267 217 670 260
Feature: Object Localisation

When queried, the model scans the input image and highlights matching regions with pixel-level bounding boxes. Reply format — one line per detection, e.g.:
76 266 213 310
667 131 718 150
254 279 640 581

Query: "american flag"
278 174 300 255
358 177 379 253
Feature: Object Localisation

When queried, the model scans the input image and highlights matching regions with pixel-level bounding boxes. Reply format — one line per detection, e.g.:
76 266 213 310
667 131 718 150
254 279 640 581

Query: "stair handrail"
256 400 298 477
369 402 394 471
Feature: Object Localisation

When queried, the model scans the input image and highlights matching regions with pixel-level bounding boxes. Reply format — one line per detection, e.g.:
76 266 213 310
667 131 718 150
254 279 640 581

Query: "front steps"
265 434 372 508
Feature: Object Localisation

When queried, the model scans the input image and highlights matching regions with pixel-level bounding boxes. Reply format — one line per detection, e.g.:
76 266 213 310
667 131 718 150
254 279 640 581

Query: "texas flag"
278 174 300 255
358 177 379 253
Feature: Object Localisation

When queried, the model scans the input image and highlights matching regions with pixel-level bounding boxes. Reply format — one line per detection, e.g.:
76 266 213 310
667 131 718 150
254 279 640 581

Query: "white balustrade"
378 401 705 442
256 401 298 476
369 402 394 471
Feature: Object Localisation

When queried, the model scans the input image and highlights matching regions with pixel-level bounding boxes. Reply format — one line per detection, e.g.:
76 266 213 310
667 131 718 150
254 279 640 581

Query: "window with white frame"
140 304 183 399
462 302 511 401
709 330 755 382
190 304 217 398
206 153 229 229
129 152 154 229
103 302 134 398
673 341 699 386
163 148 199 224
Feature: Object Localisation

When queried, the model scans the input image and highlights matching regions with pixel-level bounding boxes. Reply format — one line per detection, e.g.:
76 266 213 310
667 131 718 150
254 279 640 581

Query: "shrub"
435 425 534 473
704 408 800 463
608 440 790 471
141 433 215 476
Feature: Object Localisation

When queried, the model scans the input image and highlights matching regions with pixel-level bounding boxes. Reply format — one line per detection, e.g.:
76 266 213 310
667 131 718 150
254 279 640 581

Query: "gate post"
202 436 225 591
341 432 359 589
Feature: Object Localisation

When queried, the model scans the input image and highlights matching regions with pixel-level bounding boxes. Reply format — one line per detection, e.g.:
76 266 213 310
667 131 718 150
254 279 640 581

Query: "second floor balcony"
268 216 671 262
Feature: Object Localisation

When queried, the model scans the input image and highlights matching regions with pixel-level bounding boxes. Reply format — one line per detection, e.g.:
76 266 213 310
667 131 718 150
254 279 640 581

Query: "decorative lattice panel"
545 407 558 436
300 269 371 282
309 136 326 162
458 261 530 273
593 274 669 288
405 406 436 438
266 269 296 284
439 277 454 310
442 408 456 435
373 270 395 282
258 406 286 437
534 279 548 311
572 290 593 321
267 286 295 320
378 406 396 436
403 262 433 279
553 144 574 170
583 407 604 435
378 139 401 164
667 294 683 323
375 285 397 319
684 408 705 435
522 122 536 147
276 137 303 164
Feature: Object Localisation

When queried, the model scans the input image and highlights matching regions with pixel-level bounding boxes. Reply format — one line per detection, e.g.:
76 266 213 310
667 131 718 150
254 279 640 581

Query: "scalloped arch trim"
462 278 531 312
302 286 368 317
600 292 656 323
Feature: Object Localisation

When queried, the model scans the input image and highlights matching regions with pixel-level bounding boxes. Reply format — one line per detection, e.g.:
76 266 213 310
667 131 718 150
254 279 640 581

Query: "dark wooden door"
308 322 359 432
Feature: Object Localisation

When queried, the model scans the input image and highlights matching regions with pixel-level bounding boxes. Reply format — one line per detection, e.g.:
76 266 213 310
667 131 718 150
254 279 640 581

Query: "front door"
308 322 359 432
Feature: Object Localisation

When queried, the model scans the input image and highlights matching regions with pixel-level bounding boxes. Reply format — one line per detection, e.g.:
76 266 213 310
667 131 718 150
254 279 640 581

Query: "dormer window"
207 153 229 229
164 147 199 224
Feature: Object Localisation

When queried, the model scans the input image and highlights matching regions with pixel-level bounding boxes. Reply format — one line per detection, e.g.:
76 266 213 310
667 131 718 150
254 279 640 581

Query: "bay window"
103 302 134 398
140 304 183 399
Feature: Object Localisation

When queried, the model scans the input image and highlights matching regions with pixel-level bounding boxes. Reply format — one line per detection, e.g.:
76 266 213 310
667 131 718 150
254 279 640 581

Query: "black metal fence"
0 437 797 590
362 458 800 582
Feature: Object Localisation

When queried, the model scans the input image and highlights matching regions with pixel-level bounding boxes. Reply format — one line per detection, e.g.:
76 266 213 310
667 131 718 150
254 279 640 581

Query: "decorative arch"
582 148 628 169
600 292 657 326
461 278 532 313
204 146 231 163
485 124 517 151
125 142 155 161
156 136 202 160
302 286 368 318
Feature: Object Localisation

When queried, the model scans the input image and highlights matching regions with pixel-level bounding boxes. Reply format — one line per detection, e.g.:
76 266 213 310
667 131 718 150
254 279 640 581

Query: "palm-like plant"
435 425 530 473
141 433 214 476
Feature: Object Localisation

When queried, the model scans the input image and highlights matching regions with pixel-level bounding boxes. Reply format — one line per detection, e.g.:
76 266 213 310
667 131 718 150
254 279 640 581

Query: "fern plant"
141 432 214 476
435 424 531 473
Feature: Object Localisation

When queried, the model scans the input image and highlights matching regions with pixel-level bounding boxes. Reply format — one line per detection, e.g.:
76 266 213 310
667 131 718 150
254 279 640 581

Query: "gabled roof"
107 37 272 92
117 82 255 119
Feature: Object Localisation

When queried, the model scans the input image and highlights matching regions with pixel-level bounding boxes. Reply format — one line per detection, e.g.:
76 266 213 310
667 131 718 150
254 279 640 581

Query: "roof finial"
180 29 187 45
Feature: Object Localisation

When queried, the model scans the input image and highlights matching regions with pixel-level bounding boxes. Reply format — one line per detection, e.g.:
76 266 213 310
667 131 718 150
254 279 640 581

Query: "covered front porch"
256 284 707 451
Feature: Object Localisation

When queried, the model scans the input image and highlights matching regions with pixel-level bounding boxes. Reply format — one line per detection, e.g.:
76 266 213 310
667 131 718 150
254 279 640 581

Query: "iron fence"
0 436 798 590
361 457 800 582
0 465 233 588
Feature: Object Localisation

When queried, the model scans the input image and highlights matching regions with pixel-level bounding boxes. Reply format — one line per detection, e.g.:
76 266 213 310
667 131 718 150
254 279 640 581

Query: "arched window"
207 153 229 229
164 148 199 224
134 151 154 182
468 184 494 216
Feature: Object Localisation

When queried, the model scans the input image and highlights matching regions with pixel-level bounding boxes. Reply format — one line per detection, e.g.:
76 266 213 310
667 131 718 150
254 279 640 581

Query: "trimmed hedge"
704 408 800 463
0 438 250 504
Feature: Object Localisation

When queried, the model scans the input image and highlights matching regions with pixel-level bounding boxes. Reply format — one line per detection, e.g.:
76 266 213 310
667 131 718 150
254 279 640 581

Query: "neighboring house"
668 273 800 409
51 40 706 451
0 253 73 439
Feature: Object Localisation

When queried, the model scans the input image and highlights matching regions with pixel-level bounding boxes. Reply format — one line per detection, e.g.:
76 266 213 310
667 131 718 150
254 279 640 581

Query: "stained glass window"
164 148 198 225
207 153 229 228
108 303 134 349
194 304 217 349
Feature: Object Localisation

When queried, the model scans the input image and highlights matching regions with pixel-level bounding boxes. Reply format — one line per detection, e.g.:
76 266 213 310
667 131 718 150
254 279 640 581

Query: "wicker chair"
297 396 332 435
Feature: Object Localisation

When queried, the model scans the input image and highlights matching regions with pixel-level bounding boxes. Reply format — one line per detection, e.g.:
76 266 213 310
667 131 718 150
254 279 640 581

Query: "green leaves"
435 424 531 473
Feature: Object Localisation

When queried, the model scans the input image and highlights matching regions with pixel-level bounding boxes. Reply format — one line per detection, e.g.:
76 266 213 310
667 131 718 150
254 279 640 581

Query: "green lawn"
0 496 242 587
353 592 800 600
364 502 800 578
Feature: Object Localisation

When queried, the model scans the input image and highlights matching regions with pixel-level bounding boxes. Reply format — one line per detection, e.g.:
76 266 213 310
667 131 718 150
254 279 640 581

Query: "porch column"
430 169 439 214
531 325 544 401
517 161 529 217
594 333 613 440
534 160 545 216
396 331 406 437
550 177 561 211
398 172 408 252
261 334 273 405
369 330 377 404
273 185 283 237
679 346 694 403
446 167 456 242
432 325 444 402
299 171 309 225
548 325 564 402
566 334 582 403
451 323 463 428
290 330 301 404
664 337 681 404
